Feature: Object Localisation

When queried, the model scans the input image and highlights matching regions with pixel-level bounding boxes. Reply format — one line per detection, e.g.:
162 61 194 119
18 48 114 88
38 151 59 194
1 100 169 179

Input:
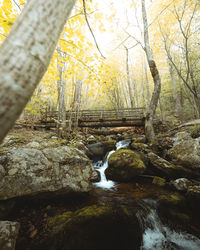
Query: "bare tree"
160 0 200 118
0 0 76 142
141 0 161 142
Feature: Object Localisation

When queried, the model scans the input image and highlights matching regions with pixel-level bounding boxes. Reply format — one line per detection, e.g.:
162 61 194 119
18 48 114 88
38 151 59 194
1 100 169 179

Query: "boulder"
170 178 192 191
86 142 105 159
86 140 116 159
36 204 142 250
147 152 196 178
0 221 20 250
105 149 146 181
0 146 97 200
168 134 200 170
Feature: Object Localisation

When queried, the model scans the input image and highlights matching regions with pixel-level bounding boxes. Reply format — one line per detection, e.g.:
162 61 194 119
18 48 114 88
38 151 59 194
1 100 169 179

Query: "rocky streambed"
0 125 200 250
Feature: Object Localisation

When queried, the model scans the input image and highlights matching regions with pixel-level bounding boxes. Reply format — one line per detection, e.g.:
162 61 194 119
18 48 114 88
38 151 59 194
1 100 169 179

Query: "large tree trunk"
0 0 76 142
141 0 161 142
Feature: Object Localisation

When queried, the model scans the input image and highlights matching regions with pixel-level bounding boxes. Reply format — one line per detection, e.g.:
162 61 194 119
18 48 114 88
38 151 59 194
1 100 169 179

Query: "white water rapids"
138 200 200 250
93 139 131 189
93 140 200 249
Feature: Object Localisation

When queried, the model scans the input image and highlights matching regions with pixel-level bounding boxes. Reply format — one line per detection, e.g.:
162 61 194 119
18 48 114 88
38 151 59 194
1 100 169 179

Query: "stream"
93 140 200 250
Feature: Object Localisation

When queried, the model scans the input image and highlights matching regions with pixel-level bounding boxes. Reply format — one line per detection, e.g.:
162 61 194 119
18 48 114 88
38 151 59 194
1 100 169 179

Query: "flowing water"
138 200 200 250
93 140 200 250
93 139 131 189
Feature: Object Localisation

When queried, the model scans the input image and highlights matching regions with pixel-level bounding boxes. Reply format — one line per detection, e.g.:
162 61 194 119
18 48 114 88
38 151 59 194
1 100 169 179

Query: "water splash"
93 139 131 189
138 201 200 250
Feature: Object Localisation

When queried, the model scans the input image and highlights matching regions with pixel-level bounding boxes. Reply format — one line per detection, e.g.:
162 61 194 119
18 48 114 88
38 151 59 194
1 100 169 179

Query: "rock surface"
36 204 142 250
147 152 196 178
0 221 20 250
105 149 146 181
168 133 200 169
0 146 97 200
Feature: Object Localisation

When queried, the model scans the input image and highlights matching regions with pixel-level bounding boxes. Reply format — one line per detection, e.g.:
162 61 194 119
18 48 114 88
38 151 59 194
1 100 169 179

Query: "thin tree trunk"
169 62 183 121
125 47 135 109
141 0 161 142
144 56 150 105
57 50 67 137
0 0 76 142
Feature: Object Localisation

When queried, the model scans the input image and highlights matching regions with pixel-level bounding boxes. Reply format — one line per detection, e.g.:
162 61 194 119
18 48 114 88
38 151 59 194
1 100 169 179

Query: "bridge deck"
41 108 145 127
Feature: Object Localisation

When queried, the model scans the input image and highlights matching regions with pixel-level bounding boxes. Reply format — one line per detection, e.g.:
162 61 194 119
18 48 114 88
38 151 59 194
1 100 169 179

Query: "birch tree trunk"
0 0 76 142
141 0 161 142
125 47 135 109
57 49 67 137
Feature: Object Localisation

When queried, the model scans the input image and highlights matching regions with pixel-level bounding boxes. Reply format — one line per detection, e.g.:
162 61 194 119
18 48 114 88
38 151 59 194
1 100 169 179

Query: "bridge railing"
41 107 145 123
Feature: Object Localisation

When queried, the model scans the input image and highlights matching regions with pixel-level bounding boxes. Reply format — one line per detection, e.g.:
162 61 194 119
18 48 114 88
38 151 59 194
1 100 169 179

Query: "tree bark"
57 49 67 137
0 0 76 142
141 0 161 142
169 62 183 121
125 47 135 109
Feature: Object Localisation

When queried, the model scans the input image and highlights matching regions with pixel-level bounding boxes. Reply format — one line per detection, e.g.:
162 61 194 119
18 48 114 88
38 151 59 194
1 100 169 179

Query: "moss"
48 205 112 229
159 193 185 206
190 125 200 138
108 149 145 170
102 140 116 151
48 211 73 228
152 176 166 187
130 143 149 152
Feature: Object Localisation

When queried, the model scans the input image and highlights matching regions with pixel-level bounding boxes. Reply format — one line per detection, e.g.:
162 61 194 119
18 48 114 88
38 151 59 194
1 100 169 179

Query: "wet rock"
0 200 16 220
152 176 166 187
158 193 186 208
132 135 146 143
168 134 200 170
102 139 116 152
86 142 105 159
130 143 150 153
0 221 20 250
37 204 142 250
105 149 146 182
170 178 192 191
0 146 97 200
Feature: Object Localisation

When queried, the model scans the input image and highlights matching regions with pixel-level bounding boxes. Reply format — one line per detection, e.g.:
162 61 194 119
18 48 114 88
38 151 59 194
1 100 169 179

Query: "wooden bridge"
40 108 145 128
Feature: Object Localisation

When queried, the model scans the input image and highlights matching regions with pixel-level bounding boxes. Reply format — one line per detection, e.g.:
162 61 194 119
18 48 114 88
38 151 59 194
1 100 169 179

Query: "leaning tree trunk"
0 0 76 142
141 0 161 142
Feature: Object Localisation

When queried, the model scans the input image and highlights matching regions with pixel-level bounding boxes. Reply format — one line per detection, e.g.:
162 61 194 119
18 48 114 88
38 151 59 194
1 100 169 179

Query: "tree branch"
82 0 105 59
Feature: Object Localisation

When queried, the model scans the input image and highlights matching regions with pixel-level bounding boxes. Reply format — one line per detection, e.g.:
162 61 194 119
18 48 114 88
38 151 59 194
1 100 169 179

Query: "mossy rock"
102 139 116 152
152 176 166 187
190 125 200 138
130 143 149 153
105 149 146 182
158 193 186 207
37 204 142 250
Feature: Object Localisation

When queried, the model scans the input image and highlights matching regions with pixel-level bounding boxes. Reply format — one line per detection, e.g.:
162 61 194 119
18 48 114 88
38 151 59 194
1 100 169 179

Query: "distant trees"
160 0 200 118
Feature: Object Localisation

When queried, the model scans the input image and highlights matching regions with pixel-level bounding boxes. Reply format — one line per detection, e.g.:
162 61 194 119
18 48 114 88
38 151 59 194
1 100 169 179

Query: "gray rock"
26 141 40 148
147 152 195 178
0 221 20 250
168 137 200 169
0 146 96 200
87 142 105 158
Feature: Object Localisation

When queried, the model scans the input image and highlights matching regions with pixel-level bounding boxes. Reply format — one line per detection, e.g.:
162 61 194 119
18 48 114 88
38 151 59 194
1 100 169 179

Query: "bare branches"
82 0 105 59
